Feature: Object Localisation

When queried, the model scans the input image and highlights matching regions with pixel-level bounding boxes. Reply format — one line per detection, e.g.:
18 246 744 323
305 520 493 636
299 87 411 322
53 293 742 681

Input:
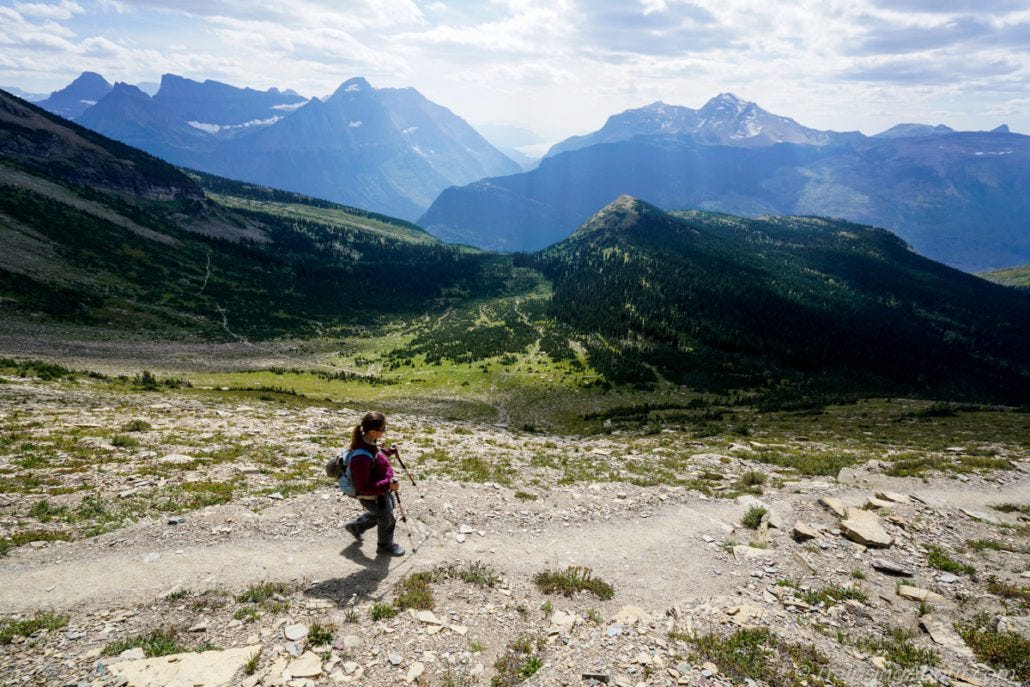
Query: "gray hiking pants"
349 494 396 546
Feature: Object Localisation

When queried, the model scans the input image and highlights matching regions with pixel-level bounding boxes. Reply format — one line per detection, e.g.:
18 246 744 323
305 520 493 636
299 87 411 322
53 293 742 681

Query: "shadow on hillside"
303 542 391 607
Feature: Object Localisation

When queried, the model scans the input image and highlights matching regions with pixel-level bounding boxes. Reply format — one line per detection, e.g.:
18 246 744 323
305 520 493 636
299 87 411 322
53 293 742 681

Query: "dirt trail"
0 497 745 614
3 470 1025 618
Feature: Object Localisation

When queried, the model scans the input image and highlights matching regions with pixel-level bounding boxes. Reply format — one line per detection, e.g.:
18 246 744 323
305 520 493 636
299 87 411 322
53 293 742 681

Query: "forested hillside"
0 90 522 339
526 197 1030 403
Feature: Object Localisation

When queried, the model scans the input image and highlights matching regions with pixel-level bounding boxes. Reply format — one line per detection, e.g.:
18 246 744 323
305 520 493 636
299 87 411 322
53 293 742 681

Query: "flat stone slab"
792 522 820 542
871 559 913 577
819 497 848 517
107 646 259 687
875 491 910 504
283 623 308 640
841 508 892 548
960 508 1003 525
287 651 323 678
898 585 945 603
920 615 974 658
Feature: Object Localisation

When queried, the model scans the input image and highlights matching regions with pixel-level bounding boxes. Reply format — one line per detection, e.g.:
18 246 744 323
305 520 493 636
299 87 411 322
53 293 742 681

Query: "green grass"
102 627 186 657
0 611 68 644
437 560 500 588
741 505 767 529
235 581 291 614
307 622 335 646
679 627 844 687
534 566 614 600
492 636 545 687
800 585 868 608
926 546 976 575
243 648 261 676
847 627 938 670
956 613 1029 682
990 502 1030 515
369 602 397 621
395 572 435 610
986 577 1030 607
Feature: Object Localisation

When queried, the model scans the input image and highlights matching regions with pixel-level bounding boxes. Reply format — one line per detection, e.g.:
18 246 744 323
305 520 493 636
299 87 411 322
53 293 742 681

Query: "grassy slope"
980 265 1030 289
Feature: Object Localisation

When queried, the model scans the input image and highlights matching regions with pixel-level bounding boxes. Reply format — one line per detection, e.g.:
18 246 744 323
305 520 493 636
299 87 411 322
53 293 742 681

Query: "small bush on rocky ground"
235 582 290 614
307 622 335 645
102 627 186 658
986 577 1030 607
741 505 767 529
110 434 140 449
956 613 1030 682
926 546 976 575
395 572 435 610
243 648 261 676
121 419 151 432
846 627 938 670
436 560 500 588
438 667 476 687
738 470 767 487
800 585 867 608
990 502 1030 515
680 627 844 687
534 566 614 600
370 602 397 621
492 635 545 687
0 611 68 644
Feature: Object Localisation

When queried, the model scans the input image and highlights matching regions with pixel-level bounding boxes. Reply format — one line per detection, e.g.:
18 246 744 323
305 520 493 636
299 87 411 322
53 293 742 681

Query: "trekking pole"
391 445 423 498
391 490 420 553
391 489 408 523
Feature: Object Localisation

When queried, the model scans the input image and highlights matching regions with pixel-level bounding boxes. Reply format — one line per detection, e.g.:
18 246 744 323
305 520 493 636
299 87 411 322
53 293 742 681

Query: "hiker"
342 412 405 556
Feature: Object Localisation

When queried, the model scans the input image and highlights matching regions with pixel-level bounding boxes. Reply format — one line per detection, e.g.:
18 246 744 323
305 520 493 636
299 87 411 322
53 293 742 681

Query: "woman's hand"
389 480 400 492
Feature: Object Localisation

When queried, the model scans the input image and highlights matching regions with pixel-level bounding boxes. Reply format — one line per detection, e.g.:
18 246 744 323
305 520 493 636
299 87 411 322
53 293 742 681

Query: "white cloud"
13 0 82 20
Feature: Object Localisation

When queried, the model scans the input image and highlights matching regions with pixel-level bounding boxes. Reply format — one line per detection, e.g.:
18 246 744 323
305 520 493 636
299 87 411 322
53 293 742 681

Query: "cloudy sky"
1 0 1027 145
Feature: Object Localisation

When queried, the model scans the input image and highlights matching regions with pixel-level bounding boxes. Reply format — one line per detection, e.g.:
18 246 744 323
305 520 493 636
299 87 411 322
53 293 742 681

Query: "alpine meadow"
1 4 1029 686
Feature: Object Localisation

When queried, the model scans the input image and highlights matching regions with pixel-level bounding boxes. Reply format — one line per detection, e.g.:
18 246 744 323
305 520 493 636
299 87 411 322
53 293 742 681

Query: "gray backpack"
326 447 373 497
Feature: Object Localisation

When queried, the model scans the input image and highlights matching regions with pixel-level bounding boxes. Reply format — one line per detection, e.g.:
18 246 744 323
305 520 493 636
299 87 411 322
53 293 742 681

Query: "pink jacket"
348 439 395 496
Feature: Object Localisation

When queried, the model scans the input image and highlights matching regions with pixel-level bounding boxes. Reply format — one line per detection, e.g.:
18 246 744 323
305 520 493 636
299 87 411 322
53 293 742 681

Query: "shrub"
741 505 767 530
369 603 397 621
102 627 185 657
926 546 975 575
307 622 335 645
956 614 1029 682
0 611 68 644
534 566 614 600
395 572 434 610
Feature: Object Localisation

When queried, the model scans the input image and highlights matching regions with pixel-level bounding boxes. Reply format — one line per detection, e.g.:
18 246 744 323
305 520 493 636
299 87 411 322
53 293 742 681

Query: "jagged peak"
331 77 373 99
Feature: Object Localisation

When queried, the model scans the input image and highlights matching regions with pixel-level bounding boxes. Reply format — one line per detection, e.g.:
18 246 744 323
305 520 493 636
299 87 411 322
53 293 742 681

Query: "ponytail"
349 411 387 449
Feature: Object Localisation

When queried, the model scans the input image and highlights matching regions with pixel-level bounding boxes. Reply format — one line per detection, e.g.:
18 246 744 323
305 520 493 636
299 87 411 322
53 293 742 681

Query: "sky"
1 0 1028 147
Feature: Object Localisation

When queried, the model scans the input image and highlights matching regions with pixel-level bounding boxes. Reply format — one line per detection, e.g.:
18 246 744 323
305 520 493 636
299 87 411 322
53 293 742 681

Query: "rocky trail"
2 466 1028 687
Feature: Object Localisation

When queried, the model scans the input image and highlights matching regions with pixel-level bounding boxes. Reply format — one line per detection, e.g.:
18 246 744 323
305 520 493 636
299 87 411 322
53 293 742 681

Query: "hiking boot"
376 543 405 556
344 523 363 542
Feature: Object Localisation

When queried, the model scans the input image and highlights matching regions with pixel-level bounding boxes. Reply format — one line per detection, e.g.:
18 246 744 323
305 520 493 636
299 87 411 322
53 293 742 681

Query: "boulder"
819 497 848 517
792 522 820 542
840 508 892 548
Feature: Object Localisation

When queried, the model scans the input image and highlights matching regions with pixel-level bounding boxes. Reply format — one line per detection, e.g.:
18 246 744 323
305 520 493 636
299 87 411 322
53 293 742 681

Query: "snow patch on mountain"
186 116 283 133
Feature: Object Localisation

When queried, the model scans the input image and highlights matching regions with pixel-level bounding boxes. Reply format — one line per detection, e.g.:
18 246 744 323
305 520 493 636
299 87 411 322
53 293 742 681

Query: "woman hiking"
342 412 405 556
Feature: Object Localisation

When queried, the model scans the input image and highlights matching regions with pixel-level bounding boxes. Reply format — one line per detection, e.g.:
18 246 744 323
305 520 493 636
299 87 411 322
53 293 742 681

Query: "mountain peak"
331 77 373 99
67 71 111 91
991 124 1010 134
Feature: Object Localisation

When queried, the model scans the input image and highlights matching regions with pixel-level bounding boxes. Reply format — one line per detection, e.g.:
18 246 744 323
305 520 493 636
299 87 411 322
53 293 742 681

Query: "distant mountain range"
0 89 509 337
4 87 1028 404
421 95 1028 272
39 72 520 221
